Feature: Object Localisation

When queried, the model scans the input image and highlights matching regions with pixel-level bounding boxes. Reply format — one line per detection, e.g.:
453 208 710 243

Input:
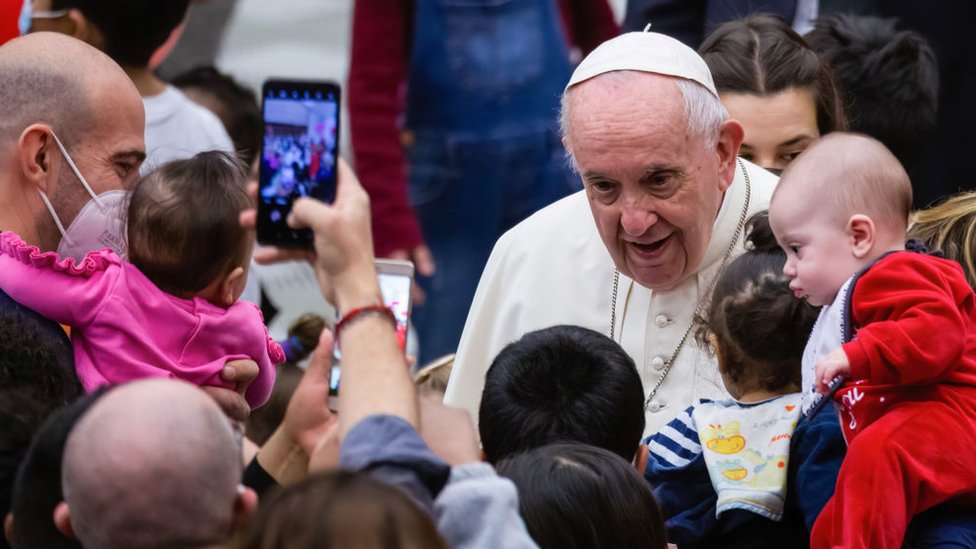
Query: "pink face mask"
37 131 129 262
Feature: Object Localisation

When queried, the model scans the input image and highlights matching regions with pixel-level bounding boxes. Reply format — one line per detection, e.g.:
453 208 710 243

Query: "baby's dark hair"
127 151 252 297
698 211 819 392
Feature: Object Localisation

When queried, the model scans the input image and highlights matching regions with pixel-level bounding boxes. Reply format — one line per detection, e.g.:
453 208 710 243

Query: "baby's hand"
814 347 850 393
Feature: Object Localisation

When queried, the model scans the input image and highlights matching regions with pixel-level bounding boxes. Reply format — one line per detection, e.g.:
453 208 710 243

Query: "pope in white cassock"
444 31 779 436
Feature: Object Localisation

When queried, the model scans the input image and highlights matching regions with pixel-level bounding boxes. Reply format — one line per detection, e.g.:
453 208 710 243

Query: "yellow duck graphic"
702 421 746 455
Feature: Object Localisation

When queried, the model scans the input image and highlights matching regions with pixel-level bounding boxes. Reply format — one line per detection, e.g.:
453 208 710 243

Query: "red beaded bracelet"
335 304 397 336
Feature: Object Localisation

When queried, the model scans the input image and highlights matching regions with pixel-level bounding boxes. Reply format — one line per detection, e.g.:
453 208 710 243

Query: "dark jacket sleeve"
340 414 452 513
789 408 846 532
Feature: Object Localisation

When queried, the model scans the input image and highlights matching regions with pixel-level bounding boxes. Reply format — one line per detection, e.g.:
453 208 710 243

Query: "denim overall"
405 0 579 364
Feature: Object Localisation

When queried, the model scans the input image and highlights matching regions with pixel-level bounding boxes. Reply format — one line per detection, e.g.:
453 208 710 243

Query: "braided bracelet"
335 304 397 336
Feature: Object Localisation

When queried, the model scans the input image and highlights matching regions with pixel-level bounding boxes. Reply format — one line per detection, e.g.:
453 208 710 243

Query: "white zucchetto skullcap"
566 30 718 98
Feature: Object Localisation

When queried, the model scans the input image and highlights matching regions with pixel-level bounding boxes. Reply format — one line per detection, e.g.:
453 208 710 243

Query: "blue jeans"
404 0 576 364
407 129 577 363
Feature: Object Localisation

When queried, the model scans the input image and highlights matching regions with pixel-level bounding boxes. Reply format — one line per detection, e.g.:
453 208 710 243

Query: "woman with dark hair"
497 442 667 549
699 14 846 174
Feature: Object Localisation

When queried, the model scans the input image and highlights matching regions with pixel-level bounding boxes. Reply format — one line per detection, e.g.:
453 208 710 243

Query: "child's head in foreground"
478 325 645 464
496 442 667 549
768 132 912 306
700 212 819 399
126 151 252 307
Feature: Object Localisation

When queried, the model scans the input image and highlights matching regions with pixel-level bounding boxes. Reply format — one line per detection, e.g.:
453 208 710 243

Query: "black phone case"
257 79 341 247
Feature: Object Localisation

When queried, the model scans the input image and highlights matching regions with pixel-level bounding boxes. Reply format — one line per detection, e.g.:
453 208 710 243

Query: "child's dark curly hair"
697 211 819 392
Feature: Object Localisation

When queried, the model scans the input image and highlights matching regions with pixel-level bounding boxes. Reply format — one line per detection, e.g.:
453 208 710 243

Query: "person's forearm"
336 304 418 440
255 427 309 485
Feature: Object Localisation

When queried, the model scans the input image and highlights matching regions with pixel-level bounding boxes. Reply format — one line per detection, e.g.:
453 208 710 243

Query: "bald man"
0 33 258 421
53 379 257 548
0 31 145 257
769 132 976 549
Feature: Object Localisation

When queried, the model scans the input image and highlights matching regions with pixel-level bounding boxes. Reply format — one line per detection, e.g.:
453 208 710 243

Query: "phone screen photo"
258 79 340 247
378 271 412 351
329 260 414 405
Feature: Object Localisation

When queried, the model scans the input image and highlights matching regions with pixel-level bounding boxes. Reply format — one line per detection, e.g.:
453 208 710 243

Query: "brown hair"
127 151 252 297
699 14 847 134
697 212 819 393
230 470 448 549
910 192 976 290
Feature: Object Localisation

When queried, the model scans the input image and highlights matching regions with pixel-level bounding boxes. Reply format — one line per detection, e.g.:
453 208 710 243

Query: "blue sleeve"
789 409 846 531
643 406 719 545
340 414 452 513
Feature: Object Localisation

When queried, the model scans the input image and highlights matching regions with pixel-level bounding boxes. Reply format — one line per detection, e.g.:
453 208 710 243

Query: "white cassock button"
651 356 666 371
655 314 670 328
648 401 662 413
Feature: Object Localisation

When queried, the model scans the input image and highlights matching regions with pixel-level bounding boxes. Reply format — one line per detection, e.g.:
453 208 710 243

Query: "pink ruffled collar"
0 231 119 277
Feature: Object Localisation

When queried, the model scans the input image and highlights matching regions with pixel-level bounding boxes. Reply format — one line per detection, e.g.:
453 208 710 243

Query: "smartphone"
376 258 415 352
257 79 341 247
328 259 415 410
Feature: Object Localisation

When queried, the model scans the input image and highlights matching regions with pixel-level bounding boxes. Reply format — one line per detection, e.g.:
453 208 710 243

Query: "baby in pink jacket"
0 151 282 407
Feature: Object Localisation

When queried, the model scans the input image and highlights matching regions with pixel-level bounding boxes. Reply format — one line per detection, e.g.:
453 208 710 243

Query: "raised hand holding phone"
329 259 414 410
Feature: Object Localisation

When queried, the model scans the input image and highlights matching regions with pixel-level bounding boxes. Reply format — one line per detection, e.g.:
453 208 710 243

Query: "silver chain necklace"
610 160 752 410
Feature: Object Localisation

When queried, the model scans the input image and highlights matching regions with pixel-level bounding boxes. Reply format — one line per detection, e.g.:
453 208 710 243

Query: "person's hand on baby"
203 358 260 421
815 347 851 393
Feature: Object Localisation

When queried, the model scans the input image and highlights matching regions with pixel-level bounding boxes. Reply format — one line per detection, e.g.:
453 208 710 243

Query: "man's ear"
18 124 58 194
232 486 258 529
219 266 246 307
53 501 76 539
715 119 745 192
4 512 13 545
847 214 875 259
633 443 649 473
65 9 91 43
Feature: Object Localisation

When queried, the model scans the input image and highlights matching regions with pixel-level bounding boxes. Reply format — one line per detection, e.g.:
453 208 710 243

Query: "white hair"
559 71 728 172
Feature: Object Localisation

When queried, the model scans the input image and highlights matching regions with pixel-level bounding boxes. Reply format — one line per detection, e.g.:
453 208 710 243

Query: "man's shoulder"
485 189 612 291
496 190 598 255
506 189 591 235
740 158 778 211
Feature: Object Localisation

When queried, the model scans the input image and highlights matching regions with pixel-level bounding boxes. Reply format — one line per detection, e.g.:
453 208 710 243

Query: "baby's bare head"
772 132 912 235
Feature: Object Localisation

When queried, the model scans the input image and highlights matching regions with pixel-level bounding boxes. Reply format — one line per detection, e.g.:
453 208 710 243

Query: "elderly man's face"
569 74 735 290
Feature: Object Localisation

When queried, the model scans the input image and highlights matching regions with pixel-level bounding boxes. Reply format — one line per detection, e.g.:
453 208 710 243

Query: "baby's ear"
219 266 246 308
847 214 876 259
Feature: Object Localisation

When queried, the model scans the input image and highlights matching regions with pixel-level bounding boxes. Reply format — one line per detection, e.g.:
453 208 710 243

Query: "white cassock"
444 159 778 436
